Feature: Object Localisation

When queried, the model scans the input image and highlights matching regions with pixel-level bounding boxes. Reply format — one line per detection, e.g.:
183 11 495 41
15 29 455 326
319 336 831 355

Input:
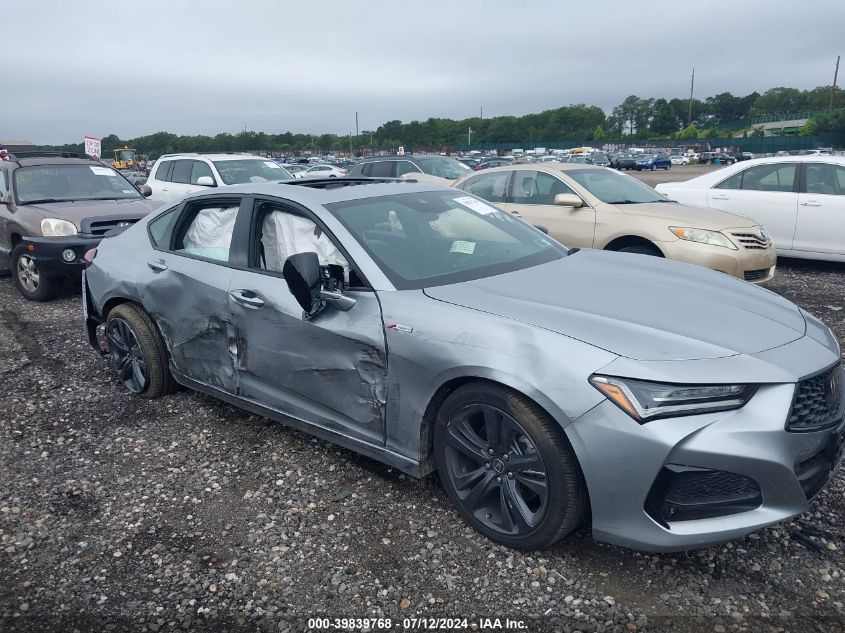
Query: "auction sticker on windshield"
450 240 476 254
264 161 282 169
90 166 115 176
453 196 497 215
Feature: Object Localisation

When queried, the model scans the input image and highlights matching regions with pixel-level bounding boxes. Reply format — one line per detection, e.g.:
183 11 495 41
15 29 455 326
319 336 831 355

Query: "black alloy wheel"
441 403 550 537
106 317 149 393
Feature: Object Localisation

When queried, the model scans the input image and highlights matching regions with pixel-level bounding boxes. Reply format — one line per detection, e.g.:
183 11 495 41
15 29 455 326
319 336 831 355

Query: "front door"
794 162 845 256
502 170 596 248
226 201 387 445
706 162 799 251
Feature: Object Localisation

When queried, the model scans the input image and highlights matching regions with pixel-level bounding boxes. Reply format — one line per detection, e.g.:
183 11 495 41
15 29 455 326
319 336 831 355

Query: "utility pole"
480 107 483 121
468 126 472 147
830 56 841 112
687 68 695 127
349 133 352 157
355 112 359 155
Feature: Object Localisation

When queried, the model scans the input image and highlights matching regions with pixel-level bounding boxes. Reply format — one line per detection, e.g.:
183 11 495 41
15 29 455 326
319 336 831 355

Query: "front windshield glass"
414 156 472 179
213 159 292 184
14 164 142 204
325 191 565 290
566 168 667 204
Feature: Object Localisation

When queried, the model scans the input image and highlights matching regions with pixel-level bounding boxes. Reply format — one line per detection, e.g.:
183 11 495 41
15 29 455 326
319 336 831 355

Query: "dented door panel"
226 269 387 445
143 256 236 392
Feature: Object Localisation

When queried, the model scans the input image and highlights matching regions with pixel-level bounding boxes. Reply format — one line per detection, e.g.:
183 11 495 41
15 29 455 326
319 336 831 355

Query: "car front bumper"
565 338 844 552
20 235 101 277
659 239 777 283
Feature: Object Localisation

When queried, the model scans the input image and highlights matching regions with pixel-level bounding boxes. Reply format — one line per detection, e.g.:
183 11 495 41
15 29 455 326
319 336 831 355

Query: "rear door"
706 162 799 251
225 197 387 445
165 160 202 201
793 162 845 256
142 194 248 393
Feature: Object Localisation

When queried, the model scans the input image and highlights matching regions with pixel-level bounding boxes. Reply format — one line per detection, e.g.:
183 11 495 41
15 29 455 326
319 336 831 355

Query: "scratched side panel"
377 290 617 472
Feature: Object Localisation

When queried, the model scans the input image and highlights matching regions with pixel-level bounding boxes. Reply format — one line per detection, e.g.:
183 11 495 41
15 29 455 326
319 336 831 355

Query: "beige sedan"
453 163 776 283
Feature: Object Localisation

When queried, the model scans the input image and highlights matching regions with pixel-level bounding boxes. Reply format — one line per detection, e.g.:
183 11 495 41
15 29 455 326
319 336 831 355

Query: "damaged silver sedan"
83 178 845 551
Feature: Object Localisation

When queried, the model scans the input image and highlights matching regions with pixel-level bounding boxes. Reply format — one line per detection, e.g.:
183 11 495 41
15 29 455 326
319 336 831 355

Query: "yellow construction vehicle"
112 147 148 171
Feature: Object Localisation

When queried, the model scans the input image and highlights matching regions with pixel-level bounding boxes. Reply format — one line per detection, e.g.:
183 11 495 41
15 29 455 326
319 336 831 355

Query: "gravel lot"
1 247 844 631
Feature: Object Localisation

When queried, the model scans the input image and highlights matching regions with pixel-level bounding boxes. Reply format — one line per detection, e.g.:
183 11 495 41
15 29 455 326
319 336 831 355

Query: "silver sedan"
82 179 844 551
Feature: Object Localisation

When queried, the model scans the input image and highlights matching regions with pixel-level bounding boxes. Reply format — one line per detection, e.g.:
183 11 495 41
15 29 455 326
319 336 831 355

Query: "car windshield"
566 168 667 204
414 156 473 179
325 190 565 290
13 164 142 204
212 159 292 184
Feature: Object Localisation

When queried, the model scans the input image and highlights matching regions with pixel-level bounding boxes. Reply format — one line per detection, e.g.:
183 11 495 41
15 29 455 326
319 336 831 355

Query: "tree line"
39 85 845 157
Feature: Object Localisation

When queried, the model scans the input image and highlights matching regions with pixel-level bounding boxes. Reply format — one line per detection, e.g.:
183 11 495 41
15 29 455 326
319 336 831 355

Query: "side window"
170 160 193 184
154 161 172 182
457 172 510 203
190 161 214 185
512 171 577 205
148 207 178 248
715 170 743 190
805 164 845 196
395 161 421 176
739 164 797 192
359 163 372 177
369 161 395 178
253 202 355 285
174 200 241 262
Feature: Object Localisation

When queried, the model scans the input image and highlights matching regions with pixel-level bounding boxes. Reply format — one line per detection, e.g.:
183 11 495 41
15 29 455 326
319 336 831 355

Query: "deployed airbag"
262 211 348 276
182 206 239 261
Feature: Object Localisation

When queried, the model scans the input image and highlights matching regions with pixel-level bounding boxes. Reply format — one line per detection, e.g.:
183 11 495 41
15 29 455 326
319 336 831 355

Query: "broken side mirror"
283 252 323 316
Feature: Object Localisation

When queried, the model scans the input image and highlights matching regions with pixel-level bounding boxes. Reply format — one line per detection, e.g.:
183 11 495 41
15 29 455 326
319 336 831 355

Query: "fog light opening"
61 248 77 263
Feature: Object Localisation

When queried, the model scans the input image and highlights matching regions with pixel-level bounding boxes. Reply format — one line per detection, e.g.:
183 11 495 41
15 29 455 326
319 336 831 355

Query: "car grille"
744 268 770 282
731 231 772 251
80 216 142 237
786 363 844 432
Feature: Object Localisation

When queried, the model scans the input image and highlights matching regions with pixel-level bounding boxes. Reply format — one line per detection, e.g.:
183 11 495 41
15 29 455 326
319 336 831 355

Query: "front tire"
434 382 586 550
11 245 61 301
105 303 175 398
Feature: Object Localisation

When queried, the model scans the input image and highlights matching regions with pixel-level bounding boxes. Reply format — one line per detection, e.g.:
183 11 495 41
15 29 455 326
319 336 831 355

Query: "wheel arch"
602 235 665 256
417 371 575 478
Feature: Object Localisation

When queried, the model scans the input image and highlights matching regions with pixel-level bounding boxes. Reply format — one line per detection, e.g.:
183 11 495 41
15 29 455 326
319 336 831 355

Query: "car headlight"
41 218 78 237
589 375 757 422
669 227 736 250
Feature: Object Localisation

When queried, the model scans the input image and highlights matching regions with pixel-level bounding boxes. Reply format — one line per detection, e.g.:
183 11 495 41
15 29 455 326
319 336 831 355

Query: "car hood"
423 249 805 361
615 201 757 229
20 198 154 228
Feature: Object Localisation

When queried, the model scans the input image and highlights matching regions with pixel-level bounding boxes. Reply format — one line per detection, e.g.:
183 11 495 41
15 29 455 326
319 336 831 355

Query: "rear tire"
434 382 586 550
11 245 61 302
105 303 175 398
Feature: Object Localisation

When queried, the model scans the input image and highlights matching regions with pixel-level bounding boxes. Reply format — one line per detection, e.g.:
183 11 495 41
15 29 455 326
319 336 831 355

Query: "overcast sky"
6 0 844 144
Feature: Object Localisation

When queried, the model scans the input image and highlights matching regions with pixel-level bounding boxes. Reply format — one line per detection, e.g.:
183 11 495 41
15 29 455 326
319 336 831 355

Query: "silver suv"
146 153 293 205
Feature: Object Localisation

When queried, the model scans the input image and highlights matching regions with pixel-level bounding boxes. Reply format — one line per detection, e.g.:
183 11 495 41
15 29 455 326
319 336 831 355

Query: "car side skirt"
172 371 422 478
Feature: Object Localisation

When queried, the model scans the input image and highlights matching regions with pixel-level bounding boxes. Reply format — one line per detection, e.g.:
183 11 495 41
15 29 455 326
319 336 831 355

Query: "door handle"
161 187 168 191
711 194 730 200
800 200 822 207
511 211 522 217
229 289 265 308
147 260 168 273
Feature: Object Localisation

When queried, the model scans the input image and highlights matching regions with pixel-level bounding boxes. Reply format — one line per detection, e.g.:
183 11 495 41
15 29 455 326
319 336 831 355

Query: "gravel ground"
0 257 844 633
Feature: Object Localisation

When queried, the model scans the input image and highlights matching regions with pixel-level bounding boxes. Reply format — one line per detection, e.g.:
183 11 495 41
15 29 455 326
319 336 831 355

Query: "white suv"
146 154 293 205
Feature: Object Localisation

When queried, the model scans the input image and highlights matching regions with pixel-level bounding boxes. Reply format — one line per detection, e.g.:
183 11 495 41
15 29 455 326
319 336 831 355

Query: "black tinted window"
154 161 171 181
369 162 395 177
170 160 193 184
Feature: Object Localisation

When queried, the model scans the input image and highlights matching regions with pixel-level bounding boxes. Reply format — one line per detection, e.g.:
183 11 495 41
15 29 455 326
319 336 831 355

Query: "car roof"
356 154 449 162
184 179 448 206
158 153 269 161
11 156 104 167
462 163 615 175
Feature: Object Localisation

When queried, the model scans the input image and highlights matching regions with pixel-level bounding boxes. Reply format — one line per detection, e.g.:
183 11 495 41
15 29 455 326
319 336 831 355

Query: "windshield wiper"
606 199 666 204
21 198 76 205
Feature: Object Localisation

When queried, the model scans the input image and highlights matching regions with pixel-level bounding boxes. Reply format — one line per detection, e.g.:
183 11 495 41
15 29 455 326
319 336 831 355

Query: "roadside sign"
397 146 405 156
84 135 101 159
